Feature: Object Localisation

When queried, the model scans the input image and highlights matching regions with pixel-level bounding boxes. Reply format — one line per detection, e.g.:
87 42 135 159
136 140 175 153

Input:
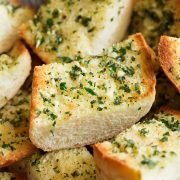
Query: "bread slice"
158 36 180 92
27 148 96 180
94 107 180 180
0 41 31 108
0 89 37 168
30 33 156 151
19 0 135 64
128 0 180 49
0 172 25 180
0 0 34 54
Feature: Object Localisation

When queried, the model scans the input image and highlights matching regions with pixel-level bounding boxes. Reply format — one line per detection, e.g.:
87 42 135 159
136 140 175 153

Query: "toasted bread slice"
129 0 180 49
30 33 156 151
0 172 25 180
0 41 31 108
0 0 34 53
27 148 96 180
20 0 135 64
158 36 180 92
94 107 180 180
0 89 37 168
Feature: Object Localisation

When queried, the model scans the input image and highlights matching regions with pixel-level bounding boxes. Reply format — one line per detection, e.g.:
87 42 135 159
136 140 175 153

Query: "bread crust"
94 144 141 180
0 140 37 168
19 24 57 64
160 106 180 118
158 36 180 92
94 106 180 180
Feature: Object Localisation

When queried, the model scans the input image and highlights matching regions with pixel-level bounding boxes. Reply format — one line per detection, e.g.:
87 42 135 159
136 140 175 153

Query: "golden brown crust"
93 144 141 180
19 25 60 64
158 36 180 92
29 65 47 149
160 106 180 119
0 144 37 168
14 173 26 180
129 33 156 100
10 41 28 58
19 24 56 64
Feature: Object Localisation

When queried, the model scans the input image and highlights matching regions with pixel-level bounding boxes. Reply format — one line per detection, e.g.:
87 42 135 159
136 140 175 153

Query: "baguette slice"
0 0 34 53
20 0 135 64
0 172 25 180
158 36 180 92
0 41 31 108
94 107 180 180
0 89 37 168
30 33 156 151
27 148 96 180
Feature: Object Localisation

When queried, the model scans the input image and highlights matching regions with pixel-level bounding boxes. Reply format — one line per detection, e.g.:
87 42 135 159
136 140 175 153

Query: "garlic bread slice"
0 89 37 168
128 0 180 49
158 36 180 92
94 107 180 180
0 0 34 53
20 0 134 64
27 148 96 180
0 41 31 108
0 172 25 180
30 33 156 151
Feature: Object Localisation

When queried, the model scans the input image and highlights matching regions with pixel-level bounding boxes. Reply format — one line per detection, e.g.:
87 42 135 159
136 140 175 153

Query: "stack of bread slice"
0 0 180 179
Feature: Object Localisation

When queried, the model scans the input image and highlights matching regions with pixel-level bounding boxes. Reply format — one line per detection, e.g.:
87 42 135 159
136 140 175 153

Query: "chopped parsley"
60 82 67 91
114 96 121 105
85 88 96 96
141 155 158 169
75 15 92 27
69 65 83 80
60 56 73 63
138 128 149 136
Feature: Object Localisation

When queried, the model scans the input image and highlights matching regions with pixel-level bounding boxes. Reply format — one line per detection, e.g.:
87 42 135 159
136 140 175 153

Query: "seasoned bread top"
32 33 155 129
158 36 180 92
0 0 34 53
27 148 96 180
20 0 134 64
30 33 156 151
94 107 180 180
129 0 180 49
0 41 31 108
0 89 37 168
